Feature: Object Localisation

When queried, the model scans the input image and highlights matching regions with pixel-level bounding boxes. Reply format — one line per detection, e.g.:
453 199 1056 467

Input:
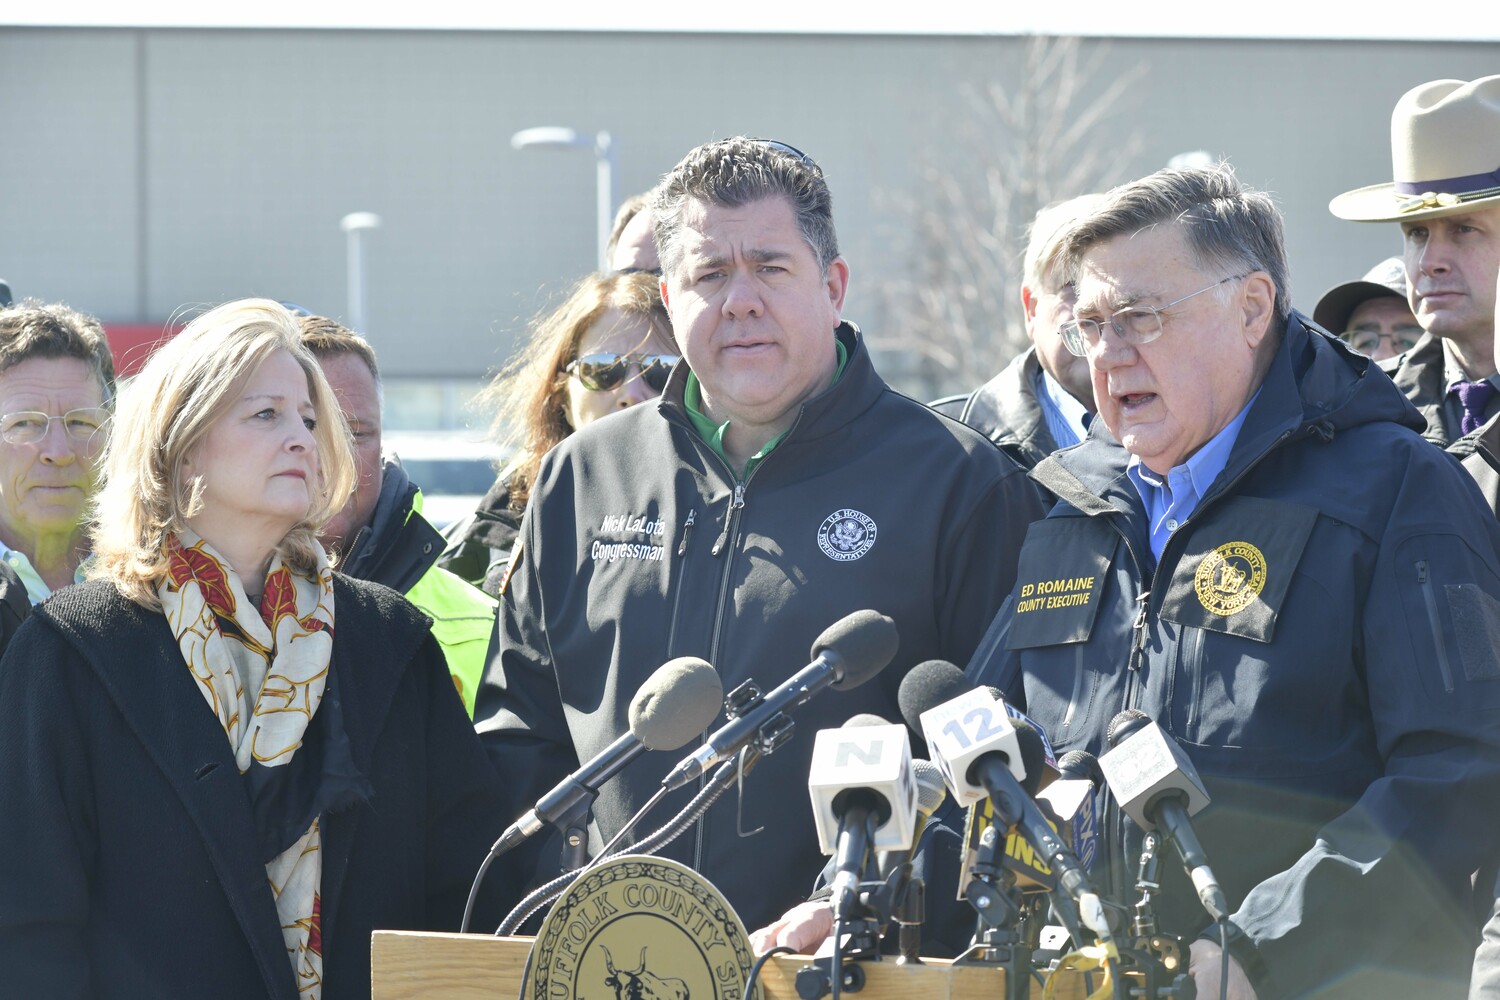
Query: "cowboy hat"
1329 75 1500 223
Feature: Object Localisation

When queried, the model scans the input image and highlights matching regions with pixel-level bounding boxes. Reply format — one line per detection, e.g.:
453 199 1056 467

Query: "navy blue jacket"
969 314 1500 998
0 576 528 1000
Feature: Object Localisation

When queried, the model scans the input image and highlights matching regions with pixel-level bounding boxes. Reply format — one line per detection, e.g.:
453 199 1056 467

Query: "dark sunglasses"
567 352 679 392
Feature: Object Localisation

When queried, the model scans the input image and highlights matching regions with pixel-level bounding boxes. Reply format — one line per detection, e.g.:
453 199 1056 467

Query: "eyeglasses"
1059 273 1250 358
566 353 679 393
1344 329 1423 356
0 407 110 446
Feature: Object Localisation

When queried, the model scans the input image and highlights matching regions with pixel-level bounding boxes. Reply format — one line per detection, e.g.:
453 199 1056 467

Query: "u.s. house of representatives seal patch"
817 509 877 562
526 855 759 1000
1194 541 1267 616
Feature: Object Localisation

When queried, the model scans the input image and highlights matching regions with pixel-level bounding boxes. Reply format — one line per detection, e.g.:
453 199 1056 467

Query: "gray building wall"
1 27 1496 391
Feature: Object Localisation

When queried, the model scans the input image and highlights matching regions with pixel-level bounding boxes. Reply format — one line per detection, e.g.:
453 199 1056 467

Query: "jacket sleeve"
1227 487 1500 997
413 628 537 933
935 458 1046 666
472 503 582 838
0 618 95 998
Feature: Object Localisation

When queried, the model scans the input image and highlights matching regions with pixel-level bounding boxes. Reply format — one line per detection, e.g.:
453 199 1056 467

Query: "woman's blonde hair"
480 270 671 510
90 298 357 607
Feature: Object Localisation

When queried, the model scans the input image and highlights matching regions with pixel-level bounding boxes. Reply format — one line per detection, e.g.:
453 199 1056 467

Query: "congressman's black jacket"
475 324 1045 930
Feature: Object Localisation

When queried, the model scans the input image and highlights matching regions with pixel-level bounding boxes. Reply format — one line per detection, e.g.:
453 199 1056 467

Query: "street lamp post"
340 211 382 336
510 127 614 272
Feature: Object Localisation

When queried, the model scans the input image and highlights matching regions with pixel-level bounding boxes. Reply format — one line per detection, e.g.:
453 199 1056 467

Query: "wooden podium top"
371 931 1104 1000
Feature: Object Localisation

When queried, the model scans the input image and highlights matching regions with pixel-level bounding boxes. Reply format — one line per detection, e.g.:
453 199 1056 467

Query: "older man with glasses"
475 137 1044 931
963 164 1500 999
0 300 114 653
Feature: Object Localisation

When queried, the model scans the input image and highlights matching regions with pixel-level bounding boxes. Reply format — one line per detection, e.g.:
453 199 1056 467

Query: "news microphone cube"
808 723 917 855
1038 777 1099 873
919 688 1024 807
1098 720 1209 830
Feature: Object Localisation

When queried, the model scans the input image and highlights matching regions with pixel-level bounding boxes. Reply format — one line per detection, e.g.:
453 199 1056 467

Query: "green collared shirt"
684 339 848 479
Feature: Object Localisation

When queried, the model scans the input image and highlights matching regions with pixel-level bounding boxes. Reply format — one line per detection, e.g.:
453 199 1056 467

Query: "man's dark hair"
652 137 838 279
0 299 117 401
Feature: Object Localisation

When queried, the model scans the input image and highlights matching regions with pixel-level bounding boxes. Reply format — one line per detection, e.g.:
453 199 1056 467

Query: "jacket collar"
656 322 887 458
1379 331 1451 446
960 348 1058 467
1033 311 1424 511
34 577 429 1000
341 460 444 593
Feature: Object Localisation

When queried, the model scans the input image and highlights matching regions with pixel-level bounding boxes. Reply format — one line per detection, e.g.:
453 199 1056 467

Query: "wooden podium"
371 931 1106 999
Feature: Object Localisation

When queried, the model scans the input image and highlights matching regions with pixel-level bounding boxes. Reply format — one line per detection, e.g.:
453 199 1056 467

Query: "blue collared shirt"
1035 367 1091 450
1126 390 1261 563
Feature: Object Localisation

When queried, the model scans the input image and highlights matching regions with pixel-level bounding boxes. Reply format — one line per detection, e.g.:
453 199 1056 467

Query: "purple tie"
1455 379 1497 435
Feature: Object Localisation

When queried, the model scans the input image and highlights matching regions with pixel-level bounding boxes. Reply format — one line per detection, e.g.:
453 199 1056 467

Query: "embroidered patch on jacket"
1194 541 1267 616
817 509 877 562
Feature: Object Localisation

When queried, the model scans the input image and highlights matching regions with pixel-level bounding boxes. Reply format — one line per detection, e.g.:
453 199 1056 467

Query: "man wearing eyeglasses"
965 165 1500 999
0 300 115 653
1311 257 1423 362
476 137 1043 930
1329 76 1500 447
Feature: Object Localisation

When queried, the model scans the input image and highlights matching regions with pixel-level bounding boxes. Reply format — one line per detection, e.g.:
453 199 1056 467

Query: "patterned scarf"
158 530 336 997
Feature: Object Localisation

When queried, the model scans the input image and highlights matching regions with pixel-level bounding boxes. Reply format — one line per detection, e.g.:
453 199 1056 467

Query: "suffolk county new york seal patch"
817 508 877 562
1193 540 1267 616
526 855 759 1000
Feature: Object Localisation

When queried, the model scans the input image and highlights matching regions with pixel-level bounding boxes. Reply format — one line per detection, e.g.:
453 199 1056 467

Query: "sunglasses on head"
566 352 679 393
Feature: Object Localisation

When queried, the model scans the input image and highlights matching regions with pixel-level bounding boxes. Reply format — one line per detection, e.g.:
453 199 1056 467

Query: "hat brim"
1312 280 1405 333
1329 181 1500 223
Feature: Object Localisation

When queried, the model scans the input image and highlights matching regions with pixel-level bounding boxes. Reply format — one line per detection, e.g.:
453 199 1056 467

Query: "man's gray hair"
651 137 838 279
1024 193 1106 292
1063 163 1293 324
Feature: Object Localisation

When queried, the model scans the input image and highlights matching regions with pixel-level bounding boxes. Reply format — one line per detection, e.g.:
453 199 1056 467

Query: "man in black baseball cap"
1312 256 1422 362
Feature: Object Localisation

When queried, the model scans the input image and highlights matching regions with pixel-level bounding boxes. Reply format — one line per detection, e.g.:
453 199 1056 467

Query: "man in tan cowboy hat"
1330 75 1500 447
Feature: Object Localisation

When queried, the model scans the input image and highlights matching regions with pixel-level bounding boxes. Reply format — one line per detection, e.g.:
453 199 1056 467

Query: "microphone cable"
1217 917 1230 1000
742 946 794 1000
494 749 755 936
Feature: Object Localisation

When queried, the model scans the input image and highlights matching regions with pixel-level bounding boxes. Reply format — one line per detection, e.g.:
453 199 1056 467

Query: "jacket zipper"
696 446 781 870
1102 426 1299 906
663 508 696 659
665 402 802 877
1416 560 1456 693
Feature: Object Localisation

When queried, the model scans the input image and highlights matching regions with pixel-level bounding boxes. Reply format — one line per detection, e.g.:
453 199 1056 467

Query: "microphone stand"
556 799 594 873
956 822 1031 1000
1117 830 1196 1000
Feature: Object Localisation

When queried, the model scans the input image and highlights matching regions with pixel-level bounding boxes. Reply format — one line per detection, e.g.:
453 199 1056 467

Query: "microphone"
878 758 948 880
900 660 1111 943
661 610 899 791
489 657 723 856
1045 751 1102 875
964 748 1101 894
808 714 917 921
1099 710 1228 922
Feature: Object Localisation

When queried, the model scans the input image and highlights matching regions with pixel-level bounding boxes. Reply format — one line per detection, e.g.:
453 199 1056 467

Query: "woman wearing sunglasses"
439 271 675 594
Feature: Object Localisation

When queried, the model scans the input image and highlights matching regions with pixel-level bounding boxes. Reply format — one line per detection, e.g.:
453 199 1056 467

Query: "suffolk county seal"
526 855 759 1000
1194 540 1267 616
